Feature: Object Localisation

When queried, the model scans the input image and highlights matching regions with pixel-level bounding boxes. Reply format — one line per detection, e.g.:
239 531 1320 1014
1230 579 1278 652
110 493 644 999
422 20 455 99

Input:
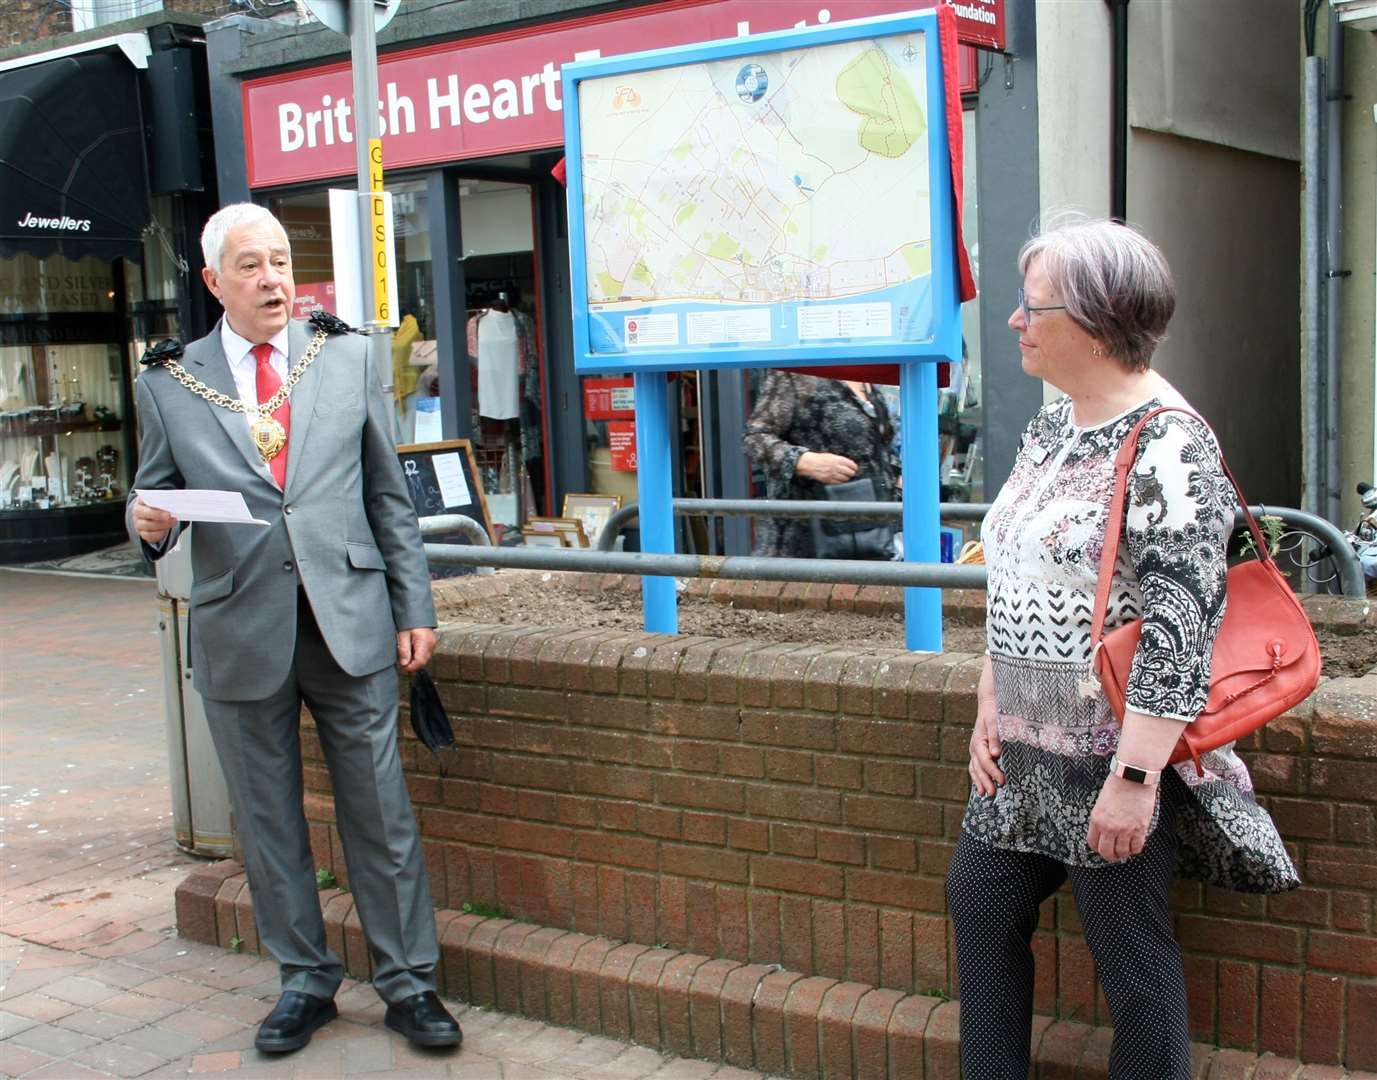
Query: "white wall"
1130 0 1299 162
1129 130 1302 506
1035 0 1112 406
1338 27 1377 526
1031 0 1303 504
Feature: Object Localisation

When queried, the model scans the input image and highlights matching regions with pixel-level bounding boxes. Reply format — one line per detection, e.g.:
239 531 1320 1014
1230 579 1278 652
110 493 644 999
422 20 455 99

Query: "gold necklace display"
159 329 328 464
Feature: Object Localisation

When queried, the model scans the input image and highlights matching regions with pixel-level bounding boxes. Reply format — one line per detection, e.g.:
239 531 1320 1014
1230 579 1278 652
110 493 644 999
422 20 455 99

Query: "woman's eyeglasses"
1018 287 1067 322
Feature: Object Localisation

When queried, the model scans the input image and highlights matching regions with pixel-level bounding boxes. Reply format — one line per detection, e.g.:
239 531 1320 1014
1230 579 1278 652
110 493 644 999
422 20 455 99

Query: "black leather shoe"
254 991 338 1053
384 990 463 1047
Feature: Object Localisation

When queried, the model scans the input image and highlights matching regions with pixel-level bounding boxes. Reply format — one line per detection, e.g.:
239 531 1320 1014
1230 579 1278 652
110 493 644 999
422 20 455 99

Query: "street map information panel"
561 11 959 651
568 17 949 370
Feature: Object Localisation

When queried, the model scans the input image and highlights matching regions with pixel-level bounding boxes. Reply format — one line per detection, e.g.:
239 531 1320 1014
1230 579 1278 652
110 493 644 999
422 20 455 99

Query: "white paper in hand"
135 488 270 526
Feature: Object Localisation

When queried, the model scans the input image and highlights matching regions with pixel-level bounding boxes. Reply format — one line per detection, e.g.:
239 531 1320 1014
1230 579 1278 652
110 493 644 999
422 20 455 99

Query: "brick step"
174 860 1372 1080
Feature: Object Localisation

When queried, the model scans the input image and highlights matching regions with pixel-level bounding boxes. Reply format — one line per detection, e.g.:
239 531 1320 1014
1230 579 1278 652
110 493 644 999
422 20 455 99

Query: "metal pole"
349 0 394 435
1324 4 1346 526
634 371 678 632
1107 0 1130 222
901 361 943 650
421 541 991 590
1303 56 1325 520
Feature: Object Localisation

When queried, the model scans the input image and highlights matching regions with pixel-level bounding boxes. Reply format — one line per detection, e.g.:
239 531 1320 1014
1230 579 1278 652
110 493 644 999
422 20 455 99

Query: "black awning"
0 51 150 262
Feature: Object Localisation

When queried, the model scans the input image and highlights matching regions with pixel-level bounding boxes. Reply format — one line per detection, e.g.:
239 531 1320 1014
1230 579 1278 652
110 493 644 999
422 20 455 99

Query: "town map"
577 29 933 353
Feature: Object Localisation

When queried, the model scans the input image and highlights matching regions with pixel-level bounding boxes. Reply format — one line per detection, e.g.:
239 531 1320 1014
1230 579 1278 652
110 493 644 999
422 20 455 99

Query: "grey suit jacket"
126 319 436 701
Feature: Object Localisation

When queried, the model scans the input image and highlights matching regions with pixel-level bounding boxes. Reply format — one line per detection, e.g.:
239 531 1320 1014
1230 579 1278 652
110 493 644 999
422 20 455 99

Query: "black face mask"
409 669 456 773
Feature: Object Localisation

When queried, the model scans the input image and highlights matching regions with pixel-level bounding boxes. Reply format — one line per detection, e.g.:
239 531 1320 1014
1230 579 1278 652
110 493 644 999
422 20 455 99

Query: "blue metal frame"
560 9 961 650
561 9 961 374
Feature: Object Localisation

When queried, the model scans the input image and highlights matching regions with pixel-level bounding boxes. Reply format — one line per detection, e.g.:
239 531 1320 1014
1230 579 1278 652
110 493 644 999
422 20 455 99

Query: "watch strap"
1109 754 1162 786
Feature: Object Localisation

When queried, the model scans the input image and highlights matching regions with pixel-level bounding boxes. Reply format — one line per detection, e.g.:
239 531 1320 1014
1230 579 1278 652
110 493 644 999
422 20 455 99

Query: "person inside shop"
125 203 463 1056
743 370 899 558
948 215 1296 1079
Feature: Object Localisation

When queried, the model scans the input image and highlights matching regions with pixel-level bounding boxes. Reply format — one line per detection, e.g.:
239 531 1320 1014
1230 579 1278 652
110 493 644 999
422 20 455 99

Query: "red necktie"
252 342 290 488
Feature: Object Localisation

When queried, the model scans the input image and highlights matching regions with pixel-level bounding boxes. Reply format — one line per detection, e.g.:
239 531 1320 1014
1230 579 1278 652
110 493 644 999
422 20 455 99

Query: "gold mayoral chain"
157 329 329 465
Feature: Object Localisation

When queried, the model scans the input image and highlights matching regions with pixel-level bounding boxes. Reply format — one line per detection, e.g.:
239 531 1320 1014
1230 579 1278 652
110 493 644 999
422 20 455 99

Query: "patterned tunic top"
744 372 898 558
961 386 1298 893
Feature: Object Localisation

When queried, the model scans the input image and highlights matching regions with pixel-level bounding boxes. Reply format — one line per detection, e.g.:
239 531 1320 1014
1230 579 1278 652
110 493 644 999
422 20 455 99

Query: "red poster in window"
583 377 636 420
292 281 336 318
608 421 637 472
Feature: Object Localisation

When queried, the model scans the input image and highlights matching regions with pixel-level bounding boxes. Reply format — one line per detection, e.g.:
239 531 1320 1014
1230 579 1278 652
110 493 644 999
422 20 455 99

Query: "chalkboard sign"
396 439 494 579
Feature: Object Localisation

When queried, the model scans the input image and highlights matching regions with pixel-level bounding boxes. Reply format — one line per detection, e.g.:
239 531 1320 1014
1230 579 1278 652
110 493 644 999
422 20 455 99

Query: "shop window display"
458 181 544 534
0 255 129 517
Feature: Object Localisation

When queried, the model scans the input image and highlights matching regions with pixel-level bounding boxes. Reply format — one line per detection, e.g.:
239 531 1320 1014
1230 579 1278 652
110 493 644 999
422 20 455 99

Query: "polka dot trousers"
946 806 1192 1080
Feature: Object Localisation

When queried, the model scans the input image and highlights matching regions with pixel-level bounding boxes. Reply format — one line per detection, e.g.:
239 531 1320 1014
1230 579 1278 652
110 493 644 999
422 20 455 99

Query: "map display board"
563 10 958 374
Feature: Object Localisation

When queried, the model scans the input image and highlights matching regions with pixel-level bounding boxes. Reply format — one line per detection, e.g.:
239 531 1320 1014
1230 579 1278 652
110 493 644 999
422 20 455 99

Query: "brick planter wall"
178 577 1377 1075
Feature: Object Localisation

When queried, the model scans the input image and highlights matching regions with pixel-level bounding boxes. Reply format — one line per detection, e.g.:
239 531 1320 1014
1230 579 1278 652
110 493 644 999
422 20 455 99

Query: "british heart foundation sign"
945 0 1004 51
242 0 988 189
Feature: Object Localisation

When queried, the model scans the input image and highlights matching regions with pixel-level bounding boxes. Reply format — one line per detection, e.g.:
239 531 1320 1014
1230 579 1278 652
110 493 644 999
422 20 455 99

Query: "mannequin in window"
466 289 542 505
475 291 518 422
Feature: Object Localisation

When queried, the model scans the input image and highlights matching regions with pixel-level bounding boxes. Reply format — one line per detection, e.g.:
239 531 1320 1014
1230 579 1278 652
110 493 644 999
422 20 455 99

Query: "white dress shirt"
220 319 290 429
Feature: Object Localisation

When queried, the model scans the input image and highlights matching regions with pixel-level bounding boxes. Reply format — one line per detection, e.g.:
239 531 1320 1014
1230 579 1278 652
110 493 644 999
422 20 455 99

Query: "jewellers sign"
243 0 982 189
16 213 93 233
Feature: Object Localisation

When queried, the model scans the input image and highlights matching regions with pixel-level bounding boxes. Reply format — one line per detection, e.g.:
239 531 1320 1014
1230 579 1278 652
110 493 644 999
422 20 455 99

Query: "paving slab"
0 570 774 1080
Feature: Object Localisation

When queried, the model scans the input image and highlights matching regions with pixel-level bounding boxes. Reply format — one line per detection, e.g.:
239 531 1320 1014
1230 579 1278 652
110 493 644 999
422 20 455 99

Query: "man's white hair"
201 203 288 273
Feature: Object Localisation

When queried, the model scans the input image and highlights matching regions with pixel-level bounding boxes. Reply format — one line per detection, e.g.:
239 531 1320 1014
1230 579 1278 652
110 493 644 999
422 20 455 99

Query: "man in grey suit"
128 203 461 1054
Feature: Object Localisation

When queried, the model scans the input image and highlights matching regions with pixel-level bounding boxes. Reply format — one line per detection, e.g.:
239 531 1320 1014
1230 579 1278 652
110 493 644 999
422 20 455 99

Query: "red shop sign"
608 421 637 472
943 0 1004 52
583 377 636 421
244 0 984 189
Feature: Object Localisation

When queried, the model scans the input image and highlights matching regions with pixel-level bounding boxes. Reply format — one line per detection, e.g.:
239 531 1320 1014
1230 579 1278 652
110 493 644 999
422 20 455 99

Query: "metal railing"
420 500 1364 598
586 498 1367 599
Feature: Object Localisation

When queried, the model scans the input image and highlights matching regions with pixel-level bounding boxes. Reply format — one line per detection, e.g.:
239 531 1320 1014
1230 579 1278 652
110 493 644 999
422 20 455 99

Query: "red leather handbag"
1089 407 1322 775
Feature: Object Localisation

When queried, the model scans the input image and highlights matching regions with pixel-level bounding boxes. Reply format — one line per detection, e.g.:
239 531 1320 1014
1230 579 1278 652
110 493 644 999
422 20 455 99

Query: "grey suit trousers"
202 591 438 1004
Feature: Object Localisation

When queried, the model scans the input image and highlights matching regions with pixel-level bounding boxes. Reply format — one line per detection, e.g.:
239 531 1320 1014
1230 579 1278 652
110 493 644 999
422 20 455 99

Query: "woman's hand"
968 702 1005 797
1086 777 1155 861
797 452 858 484
968 656 1004 797
1086 708 1184 860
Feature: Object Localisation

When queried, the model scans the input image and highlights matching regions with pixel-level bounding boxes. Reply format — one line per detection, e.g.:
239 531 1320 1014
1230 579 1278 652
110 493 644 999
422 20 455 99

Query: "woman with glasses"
945 216 1296 1079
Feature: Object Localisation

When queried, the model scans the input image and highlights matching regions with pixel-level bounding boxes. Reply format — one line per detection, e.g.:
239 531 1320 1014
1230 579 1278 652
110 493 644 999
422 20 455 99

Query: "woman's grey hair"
201 203 287 274
1018 214 1175 372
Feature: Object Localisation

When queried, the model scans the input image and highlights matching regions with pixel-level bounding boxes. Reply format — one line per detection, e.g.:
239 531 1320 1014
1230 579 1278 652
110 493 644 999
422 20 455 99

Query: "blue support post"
633 371 678 632
900 361 943 651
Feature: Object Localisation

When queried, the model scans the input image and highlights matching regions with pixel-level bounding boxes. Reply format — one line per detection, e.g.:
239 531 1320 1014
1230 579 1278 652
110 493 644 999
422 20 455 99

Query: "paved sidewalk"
0 570 772 1080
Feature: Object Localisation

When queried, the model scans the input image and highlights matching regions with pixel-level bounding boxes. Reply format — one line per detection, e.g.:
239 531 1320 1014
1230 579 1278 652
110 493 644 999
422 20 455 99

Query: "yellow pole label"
368 139 388 324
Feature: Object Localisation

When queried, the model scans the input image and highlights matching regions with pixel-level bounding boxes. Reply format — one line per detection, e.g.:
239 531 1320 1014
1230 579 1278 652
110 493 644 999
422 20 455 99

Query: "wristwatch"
1109 754 1161 786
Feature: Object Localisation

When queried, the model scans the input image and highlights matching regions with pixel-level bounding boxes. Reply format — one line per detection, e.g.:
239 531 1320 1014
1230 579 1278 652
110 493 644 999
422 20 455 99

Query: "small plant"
460 900 509 919
229 935 244 953
917 986 951 1002
1233 515 1285 560
315 867 337 890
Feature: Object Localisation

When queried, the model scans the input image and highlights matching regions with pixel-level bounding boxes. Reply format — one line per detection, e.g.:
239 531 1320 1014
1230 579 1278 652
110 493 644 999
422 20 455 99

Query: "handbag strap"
1087 405 1273 649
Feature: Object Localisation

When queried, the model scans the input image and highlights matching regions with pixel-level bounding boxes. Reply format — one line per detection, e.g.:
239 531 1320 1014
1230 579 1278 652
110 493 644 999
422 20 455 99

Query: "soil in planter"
440 574 987 651
440 574 1376 676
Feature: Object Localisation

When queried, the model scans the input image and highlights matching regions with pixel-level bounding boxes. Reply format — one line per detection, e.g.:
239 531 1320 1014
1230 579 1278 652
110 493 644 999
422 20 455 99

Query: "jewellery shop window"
271 180 436 444
0 254 129 515
459 178 544 535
